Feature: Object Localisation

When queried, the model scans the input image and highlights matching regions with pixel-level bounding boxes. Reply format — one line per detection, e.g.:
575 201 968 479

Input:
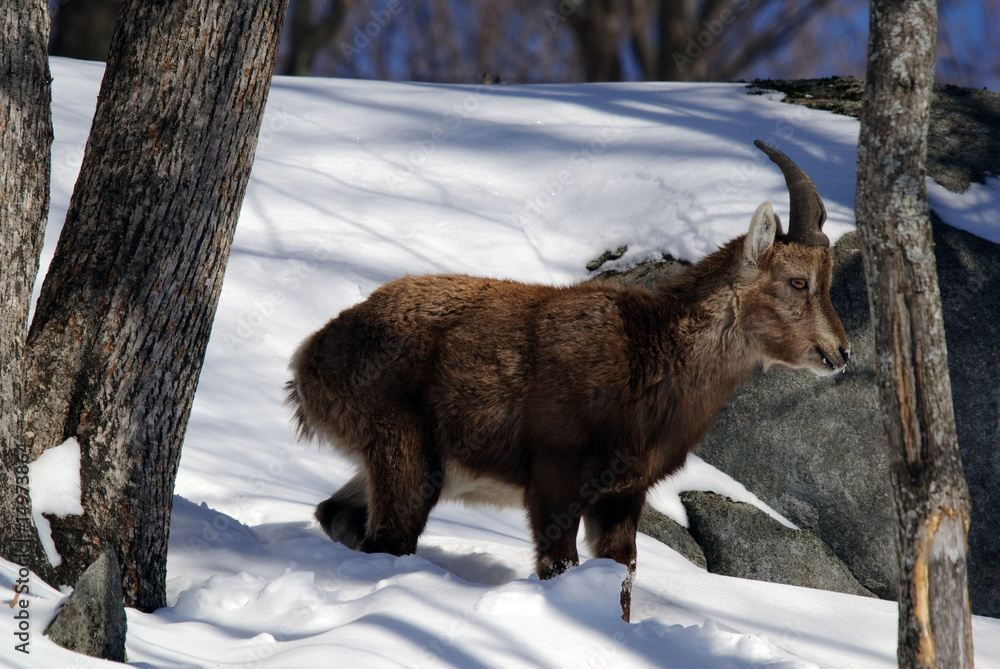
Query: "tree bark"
23 0 289 612
0 0 58 586
855 0 973 666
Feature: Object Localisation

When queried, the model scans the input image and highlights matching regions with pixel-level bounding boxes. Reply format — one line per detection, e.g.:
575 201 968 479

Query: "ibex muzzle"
286 140 849 621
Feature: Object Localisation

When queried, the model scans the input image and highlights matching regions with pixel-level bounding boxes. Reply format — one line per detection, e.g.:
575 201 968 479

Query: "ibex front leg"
526 489 583 580
583 491 644 622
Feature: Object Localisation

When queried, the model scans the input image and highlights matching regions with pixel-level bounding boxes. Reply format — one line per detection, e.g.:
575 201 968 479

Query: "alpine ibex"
287 140 849 621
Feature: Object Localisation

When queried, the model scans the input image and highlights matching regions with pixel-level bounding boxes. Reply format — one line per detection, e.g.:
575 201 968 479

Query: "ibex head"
739 141 849 376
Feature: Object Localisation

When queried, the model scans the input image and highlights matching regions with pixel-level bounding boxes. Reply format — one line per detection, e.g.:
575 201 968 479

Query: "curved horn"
754 140 829 247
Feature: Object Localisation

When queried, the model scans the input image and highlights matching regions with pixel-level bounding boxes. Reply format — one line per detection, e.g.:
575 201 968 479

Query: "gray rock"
591 254 690 288
930 219 1000 619
638 504 707 570
44 549 127 662
586 245 629 271
680 491 875 598
926 85 1000 194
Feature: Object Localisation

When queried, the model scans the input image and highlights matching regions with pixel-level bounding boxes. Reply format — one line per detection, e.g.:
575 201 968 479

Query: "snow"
928 176 1000 244
647 455 796 530
4 57 1000 668
27 438 83 568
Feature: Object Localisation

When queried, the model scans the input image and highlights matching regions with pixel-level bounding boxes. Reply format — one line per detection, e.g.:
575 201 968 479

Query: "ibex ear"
743 201 778 271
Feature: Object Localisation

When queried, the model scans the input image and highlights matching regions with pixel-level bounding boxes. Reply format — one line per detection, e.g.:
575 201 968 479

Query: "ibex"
287 141 849 621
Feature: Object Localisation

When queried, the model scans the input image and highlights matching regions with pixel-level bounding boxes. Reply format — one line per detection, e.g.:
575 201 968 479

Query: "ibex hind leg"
582 491 645 622
357 413 443 557
315 473 369 550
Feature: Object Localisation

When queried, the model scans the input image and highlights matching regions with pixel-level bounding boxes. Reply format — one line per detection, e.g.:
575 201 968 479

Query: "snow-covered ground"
4 57 1000 668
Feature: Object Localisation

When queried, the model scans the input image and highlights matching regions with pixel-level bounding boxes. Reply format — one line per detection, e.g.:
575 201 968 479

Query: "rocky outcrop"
681 491 875 597
44 549 127 661
638 504 707 570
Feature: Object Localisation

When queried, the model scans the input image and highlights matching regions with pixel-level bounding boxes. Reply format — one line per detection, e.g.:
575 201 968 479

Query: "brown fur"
286 201 849 621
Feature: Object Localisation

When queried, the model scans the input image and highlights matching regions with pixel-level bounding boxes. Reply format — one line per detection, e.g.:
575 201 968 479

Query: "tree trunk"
656 0 693 80
855 0 974 667
567 0 625 82
285 0 320 75
48 0 121 62
23 0 288 612
283 0 353 76
0 0 58 586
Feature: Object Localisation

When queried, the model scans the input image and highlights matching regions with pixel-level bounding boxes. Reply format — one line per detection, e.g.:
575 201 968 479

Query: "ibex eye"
790 278 808 290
